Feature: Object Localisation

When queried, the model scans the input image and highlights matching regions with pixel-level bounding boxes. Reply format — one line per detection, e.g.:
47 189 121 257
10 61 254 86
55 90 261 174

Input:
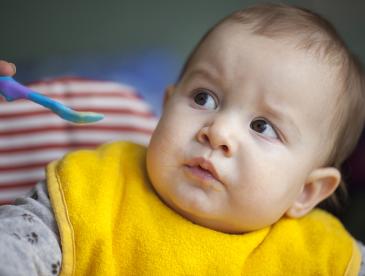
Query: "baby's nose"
197 123 234 157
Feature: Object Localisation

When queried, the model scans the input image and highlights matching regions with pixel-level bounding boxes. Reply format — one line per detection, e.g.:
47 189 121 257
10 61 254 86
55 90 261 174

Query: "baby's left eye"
250 118 278 139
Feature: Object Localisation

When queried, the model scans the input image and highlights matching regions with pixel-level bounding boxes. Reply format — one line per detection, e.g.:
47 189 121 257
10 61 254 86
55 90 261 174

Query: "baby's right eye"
192 90 218 110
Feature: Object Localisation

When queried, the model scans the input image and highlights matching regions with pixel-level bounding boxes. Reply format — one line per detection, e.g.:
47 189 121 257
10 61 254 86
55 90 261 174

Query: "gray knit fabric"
0 182 61 275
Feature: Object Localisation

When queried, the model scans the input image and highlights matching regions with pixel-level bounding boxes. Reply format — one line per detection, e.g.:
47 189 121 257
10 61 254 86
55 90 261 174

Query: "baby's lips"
186 157 221 183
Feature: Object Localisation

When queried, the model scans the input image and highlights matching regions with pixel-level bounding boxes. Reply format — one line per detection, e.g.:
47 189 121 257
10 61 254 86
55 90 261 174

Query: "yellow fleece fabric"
46 141 361 275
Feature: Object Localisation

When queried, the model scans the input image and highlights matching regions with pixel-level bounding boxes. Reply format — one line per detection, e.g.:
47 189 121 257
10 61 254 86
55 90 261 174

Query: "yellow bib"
47 141 360 275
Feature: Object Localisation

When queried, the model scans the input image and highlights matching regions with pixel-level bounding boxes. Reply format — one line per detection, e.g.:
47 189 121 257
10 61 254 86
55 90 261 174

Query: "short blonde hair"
178 3 365 209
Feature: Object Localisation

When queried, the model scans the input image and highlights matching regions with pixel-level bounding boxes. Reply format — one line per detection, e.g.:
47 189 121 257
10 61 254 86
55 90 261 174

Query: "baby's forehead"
190 22 341 81
197 16 345 67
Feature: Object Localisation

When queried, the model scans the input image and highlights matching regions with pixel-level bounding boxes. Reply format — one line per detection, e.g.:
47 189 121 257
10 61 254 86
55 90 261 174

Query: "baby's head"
146 3 365 233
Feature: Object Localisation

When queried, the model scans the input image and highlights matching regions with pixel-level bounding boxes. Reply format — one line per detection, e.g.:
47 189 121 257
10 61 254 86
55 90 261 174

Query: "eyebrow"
183 67 219 84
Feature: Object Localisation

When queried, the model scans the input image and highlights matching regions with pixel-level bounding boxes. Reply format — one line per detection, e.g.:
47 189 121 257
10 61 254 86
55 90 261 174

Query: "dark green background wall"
1 0 364 63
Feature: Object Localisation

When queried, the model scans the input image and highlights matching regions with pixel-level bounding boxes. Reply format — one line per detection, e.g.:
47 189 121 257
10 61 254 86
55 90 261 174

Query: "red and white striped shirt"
0 77 158 204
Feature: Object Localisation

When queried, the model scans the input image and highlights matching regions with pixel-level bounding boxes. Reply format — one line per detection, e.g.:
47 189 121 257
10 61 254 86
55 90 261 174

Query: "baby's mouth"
184 157 222 184
186 165 216 180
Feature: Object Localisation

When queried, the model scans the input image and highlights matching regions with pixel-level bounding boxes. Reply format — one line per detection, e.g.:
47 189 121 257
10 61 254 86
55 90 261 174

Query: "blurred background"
1 0 364 241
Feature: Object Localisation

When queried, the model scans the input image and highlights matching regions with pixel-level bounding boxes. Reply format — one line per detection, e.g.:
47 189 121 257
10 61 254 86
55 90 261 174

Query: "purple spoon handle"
0 76 104 124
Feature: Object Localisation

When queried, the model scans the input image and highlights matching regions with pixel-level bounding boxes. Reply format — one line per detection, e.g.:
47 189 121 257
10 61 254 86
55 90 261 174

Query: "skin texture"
0 61 15 102
147 22 341 233
0 61 15 76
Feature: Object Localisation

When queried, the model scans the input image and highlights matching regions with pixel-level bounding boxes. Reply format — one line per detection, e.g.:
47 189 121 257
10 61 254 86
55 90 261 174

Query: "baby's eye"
193 90 218 110
250 118 278 139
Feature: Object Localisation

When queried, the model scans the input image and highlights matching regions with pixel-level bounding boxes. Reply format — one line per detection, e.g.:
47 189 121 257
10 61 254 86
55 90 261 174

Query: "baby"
0 3 365 275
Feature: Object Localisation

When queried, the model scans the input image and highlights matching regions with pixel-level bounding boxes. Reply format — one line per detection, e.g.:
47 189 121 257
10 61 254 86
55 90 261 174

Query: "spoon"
0 76 104 124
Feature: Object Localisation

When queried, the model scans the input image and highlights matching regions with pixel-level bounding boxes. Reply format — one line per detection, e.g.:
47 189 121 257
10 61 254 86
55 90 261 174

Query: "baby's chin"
159 197 250 234
191 218 273 234
182 213 251 234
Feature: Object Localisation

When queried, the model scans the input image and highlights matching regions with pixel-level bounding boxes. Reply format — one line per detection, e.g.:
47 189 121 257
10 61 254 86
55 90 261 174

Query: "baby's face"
147 22 339 233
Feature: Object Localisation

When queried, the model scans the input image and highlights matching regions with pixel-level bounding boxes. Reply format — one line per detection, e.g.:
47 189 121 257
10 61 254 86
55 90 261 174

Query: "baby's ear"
163 85 176 108
286 167 341 218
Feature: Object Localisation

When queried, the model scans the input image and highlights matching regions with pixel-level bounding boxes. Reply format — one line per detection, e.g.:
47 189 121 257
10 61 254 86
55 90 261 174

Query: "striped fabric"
0 77 158 204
